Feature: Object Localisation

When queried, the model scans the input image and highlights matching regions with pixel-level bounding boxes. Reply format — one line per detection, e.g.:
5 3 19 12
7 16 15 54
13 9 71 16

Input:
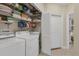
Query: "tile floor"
52 47 79 56
39 47 79 56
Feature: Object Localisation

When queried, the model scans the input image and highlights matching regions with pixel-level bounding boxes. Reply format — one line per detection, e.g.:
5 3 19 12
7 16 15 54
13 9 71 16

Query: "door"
50 15 63 49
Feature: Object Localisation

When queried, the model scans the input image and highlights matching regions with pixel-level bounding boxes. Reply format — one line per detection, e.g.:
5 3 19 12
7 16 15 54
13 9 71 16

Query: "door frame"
66 13 74 49
66 13 70 49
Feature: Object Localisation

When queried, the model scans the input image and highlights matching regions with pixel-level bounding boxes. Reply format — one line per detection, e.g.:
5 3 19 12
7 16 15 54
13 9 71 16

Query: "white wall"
33 3 45 12
73 4 79 49
45 4 65 14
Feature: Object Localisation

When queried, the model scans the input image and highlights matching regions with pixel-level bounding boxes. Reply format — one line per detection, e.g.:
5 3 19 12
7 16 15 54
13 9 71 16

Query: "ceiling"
43 3 73 7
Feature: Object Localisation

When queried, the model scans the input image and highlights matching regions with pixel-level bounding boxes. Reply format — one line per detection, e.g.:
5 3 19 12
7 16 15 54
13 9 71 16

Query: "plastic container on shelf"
18 20 27 28
28 22 37 28
15 4 19 8
21 13 28 20
23 5 28 11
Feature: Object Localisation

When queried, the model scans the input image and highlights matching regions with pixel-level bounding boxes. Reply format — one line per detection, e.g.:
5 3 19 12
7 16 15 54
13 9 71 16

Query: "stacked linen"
0 4 12 16
0 4 12 13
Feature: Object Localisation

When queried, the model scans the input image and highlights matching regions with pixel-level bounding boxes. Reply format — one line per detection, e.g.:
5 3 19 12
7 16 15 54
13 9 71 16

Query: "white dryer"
16 31 39 56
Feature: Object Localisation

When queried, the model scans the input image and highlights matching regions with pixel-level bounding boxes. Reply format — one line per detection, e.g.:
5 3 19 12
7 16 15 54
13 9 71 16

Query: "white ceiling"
43 3 72 7
55 3 71 6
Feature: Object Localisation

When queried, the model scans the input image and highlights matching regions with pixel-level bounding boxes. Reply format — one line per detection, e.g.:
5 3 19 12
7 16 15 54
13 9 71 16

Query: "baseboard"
40 51 52 56
61 46 69 49
51 47 61 50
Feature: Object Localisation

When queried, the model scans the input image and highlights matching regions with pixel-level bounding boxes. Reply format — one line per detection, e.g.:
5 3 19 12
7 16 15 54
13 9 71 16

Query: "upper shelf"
1 4 32 17
0 3 41 21
1 3 41 19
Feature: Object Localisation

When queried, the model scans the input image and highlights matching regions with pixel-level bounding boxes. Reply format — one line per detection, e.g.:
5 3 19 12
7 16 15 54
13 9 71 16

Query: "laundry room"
0 3 41 56
0 3 79 56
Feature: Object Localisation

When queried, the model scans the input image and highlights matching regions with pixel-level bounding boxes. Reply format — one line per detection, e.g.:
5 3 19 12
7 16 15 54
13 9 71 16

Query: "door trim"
66 13 74 49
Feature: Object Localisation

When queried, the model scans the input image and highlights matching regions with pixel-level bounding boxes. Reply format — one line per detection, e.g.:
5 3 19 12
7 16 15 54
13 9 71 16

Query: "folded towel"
0 4 12 13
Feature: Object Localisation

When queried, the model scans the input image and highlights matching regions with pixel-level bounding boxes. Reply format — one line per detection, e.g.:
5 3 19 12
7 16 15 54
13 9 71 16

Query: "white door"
50 15 63 49
41 13 63 55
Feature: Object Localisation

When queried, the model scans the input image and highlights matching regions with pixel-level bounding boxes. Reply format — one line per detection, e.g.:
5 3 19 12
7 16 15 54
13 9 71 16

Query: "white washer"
16 31 39 56
0 37 25 56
